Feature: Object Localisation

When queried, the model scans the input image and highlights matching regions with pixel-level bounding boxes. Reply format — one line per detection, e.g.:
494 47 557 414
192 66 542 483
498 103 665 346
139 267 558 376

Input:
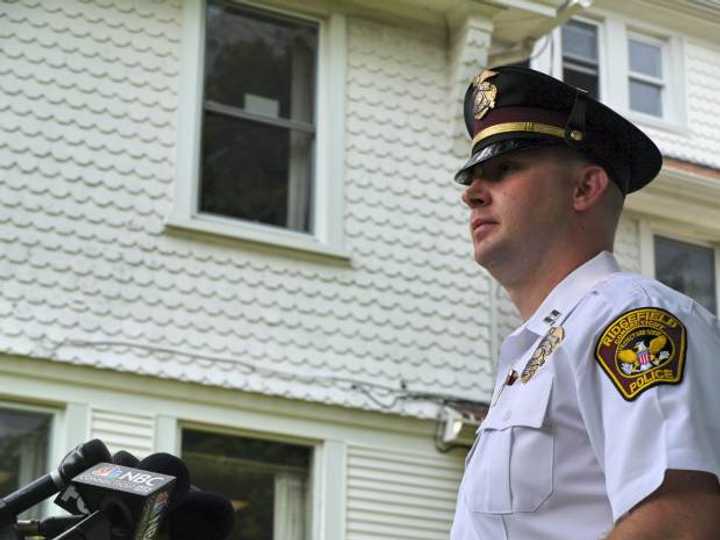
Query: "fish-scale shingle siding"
0 1 496 416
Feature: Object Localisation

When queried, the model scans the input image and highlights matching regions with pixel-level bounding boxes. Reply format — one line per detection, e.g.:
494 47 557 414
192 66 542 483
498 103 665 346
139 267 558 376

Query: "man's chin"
472 241 509 272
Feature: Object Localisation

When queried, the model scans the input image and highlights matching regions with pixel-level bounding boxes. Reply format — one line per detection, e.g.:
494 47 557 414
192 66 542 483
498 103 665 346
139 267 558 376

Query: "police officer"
451 66 720 539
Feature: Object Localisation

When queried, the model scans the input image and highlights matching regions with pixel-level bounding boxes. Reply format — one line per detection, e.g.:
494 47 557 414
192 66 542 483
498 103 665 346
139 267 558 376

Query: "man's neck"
500 248 606 321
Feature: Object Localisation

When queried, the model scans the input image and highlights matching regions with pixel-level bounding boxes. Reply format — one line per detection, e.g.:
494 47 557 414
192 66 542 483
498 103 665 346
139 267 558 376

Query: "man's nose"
462 178 490 208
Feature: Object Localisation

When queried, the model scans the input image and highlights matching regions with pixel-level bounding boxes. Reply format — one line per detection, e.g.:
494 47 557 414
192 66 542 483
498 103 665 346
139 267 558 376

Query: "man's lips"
470 217 498 233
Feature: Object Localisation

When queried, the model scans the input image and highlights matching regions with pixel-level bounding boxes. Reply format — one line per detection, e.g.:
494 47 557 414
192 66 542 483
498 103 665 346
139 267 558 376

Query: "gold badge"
471 70 498 120
595 307 686 401
521 326 565 383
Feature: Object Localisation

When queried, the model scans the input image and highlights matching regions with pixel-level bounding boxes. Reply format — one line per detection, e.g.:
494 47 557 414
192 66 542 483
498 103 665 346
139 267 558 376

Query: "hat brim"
454 134 563 185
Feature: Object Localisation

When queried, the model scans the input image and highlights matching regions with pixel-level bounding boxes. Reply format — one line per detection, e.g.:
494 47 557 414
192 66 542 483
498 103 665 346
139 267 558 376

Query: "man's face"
461 147 576 276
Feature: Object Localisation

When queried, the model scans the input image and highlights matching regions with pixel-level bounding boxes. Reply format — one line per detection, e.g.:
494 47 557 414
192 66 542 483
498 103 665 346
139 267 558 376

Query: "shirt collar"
522 251 621 336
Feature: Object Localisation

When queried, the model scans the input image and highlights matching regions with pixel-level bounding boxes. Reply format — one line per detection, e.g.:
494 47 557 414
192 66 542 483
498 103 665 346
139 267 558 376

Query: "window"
628 34 666 117
201 1 318 233
0 407 52 519
654 235 717 314
561 20 600 98
182 429 312 540
171 1 348 259
535 16 686 129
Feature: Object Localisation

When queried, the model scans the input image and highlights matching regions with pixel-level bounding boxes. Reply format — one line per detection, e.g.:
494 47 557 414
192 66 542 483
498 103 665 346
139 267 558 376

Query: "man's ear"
572 165 610 212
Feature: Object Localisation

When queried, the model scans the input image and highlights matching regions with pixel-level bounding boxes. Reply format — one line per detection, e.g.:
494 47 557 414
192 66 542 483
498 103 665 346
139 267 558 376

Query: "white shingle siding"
346 444 463 540
643 41 720 168
614 216 642 273
0 1 496 418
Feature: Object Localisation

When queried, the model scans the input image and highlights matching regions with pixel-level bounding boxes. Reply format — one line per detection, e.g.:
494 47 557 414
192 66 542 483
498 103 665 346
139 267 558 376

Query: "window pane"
563 67 599 98
562 20 598 62
629 79 663 117
629 39 662 78
182 430 311 540
205 1 317 123
655 236 717 314
0 408 51 519
200 112 314 232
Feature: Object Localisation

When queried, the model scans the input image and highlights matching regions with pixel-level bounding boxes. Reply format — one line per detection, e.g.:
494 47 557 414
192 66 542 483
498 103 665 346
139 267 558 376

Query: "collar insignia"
472 70 498 120
521 326 565 384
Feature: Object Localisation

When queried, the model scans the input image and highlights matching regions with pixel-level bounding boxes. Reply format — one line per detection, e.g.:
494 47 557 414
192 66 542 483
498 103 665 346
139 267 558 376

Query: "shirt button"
503 410 512 421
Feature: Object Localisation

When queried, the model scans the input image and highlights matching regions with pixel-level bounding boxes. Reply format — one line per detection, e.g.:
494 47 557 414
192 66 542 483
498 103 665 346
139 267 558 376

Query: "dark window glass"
182 430 311 540
563 68 599 100
655 235 717 314
0 408 51 520
561 20 599 99
201 1 318 232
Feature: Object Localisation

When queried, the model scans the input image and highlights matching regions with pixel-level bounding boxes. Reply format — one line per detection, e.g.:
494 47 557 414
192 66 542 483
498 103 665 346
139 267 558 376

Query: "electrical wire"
60 339 484 411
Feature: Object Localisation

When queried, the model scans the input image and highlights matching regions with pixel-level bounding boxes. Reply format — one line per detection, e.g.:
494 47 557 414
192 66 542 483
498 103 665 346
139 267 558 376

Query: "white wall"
0 0 495 417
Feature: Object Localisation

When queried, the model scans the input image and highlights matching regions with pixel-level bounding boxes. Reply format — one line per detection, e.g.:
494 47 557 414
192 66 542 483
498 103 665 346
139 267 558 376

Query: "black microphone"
0 439 111 526
112 451 140 468
165 490 235 540
135 454 190 510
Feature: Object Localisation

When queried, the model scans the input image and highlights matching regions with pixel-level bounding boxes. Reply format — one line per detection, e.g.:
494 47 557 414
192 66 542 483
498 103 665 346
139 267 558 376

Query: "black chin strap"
564 89 588 145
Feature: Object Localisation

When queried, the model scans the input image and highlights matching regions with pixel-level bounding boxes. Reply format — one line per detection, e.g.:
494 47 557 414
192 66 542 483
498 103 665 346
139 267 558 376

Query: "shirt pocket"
464 372 554 514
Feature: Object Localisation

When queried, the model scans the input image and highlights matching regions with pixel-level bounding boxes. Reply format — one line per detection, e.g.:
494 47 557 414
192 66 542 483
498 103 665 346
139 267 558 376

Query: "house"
0 0 718 537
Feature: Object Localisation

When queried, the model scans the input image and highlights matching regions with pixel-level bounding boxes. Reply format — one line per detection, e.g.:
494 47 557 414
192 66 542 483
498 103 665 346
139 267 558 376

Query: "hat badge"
472 70 498 120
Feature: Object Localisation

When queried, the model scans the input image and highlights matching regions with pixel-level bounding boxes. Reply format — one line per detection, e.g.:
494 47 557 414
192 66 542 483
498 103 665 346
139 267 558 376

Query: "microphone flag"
59 462 174 540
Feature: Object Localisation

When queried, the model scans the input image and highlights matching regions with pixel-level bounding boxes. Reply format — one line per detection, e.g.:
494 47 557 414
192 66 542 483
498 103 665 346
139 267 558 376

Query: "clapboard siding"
347 444 464 540
90 409 155 458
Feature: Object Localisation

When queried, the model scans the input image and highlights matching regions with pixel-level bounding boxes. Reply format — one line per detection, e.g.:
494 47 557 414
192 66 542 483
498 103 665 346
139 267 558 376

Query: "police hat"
454 65 662 194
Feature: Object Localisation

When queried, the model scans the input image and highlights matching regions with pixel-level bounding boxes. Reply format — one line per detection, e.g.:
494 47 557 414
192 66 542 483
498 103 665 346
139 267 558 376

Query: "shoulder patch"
594 307 687 401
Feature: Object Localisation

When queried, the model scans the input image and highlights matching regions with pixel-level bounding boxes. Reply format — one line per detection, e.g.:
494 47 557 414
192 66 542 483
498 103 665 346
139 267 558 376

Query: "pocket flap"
481 372 553 431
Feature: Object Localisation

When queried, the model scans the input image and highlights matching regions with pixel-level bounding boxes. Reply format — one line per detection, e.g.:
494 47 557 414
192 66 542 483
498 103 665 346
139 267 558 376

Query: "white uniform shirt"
451 251 720 539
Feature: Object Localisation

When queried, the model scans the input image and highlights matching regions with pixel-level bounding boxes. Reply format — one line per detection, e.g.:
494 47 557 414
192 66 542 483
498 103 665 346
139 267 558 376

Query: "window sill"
625 110 689 136
165 213 352 262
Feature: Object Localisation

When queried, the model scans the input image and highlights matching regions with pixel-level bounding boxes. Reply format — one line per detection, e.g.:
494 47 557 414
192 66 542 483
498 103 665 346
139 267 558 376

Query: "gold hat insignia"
472 70 498 120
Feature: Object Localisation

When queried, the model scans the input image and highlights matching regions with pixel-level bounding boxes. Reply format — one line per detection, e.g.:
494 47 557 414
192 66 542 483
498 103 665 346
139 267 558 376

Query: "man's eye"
497 162 518 176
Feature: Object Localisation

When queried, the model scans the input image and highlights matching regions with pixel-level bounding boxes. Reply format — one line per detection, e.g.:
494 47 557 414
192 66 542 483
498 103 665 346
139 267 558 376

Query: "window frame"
169 0 349 260
531 12 687 132
638 221 720 313
0 401 60 518
178 422 324 540
626 31 669 120
559 18 603 100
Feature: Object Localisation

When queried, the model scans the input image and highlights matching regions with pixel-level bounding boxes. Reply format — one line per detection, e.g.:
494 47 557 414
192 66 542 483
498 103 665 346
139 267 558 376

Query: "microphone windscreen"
137 453 191 508
112 450 140 468
59 439 112 483
167 491 235 540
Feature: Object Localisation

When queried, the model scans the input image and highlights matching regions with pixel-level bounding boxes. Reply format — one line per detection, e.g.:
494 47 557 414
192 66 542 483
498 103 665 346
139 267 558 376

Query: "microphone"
135 454 190 510
59 461 176 539
53 452 191 539
112 451 140 468
165 490 235 540
0 439 111 526
56 448 143 516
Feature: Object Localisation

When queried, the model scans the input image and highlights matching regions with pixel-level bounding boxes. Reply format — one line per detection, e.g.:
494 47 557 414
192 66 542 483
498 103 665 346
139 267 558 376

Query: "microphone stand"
52 511 110 540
